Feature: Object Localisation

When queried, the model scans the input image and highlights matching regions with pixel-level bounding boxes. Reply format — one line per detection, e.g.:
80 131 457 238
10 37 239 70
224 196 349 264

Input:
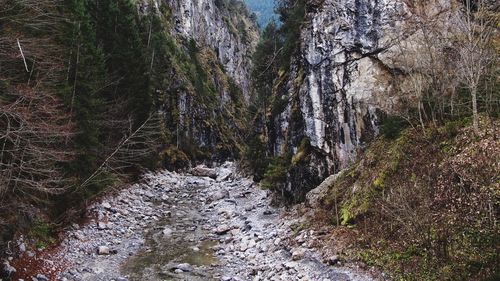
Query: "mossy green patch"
29 221 56 249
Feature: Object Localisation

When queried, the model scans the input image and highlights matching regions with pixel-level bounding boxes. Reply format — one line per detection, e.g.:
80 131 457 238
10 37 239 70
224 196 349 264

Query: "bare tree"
455 0 497 133
392 1 459 128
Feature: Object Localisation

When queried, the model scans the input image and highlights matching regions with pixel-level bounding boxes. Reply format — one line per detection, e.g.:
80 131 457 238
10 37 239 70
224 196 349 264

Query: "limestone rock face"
167 0 257 101
138 0 258 162
268 0 459 200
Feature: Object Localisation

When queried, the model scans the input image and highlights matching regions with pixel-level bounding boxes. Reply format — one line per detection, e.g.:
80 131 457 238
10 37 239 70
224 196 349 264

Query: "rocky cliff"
139 0 258 165
267 0 459 200
167 0 258 101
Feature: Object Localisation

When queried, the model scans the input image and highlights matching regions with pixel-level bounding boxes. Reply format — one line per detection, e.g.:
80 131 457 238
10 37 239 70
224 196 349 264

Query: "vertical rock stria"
267 0 459 200
168 0 258 101
139 0 259 162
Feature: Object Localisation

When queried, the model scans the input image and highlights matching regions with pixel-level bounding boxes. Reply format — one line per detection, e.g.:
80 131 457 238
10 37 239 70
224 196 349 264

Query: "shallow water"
121 186 220 280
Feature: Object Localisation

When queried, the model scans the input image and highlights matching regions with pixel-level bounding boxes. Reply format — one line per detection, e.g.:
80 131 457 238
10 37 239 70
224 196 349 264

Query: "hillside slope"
305 118 499 280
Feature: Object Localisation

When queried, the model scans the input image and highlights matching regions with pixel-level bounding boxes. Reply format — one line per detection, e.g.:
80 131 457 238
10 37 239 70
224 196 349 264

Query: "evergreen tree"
64 0 107 185
92 0 153 126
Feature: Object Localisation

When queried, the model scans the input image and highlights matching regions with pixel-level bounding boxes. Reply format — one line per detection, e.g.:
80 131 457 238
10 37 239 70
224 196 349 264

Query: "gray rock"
211 189 230 201
291 248 306 261
74 232 85 241
19 242 26 252
36 274 49 281
326 255 340 265
306 173 343 208
162 227 173 237
216 168 233 181
97 246 110 255
97 222 107 230
102 201 112 209
2 261 16 277
174 263 193 272
247 239 256 249
190 165 218 179
214 224 231 235
283 261 298 269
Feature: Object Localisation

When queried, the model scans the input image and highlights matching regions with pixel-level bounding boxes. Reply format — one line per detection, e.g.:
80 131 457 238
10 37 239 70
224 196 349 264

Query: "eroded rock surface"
267 0 460 200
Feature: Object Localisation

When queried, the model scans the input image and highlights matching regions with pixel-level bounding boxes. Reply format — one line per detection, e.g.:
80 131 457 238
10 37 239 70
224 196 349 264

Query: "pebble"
102 202 112 209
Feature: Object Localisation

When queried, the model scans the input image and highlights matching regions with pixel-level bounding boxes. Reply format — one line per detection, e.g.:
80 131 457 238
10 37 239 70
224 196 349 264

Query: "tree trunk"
471 86 479 134
418 100 425 132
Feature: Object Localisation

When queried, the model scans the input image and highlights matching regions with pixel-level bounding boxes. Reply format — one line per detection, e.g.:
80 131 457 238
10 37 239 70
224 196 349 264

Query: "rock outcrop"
267 0 459 200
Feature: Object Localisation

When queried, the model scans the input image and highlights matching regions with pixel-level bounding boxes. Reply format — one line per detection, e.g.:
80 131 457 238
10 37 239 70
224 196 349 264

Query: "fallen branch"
16 38 29 72
78 114 155 189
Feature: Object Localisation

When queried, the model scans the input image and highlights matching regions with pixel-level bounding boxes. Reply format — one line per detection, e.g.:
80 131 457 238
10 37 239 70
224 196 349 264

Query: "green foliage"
380 115 409 139
252 22 281 106
274 0 306 70
92 0 153 125
160 146 190 171
261 153 291 190
243 135 269 181
29 221 56 249
245 1 308 188
0 0 251 256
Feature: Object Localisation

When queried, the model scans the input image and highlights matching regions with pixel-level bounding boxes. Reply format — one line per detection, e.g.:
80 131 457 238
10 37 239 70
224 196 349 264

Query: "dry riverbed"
4 163 381 281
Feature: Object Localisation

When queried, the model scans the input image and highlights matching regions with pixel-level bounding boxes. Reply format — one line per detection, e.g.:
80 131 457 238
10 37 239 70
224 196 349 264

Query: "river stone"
216 168 232 181
190 165 217 179
211 189 230 201
215 224 231 235
19 242 26 252
162 227 173 237
102 201 112 209
174 263 193 272
36 274 49 281
283 261 298 269
247 239 256 249
98 246 110 255
97 222 108 230
291 248 306 261
325 255 340 265
1 261 16 277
